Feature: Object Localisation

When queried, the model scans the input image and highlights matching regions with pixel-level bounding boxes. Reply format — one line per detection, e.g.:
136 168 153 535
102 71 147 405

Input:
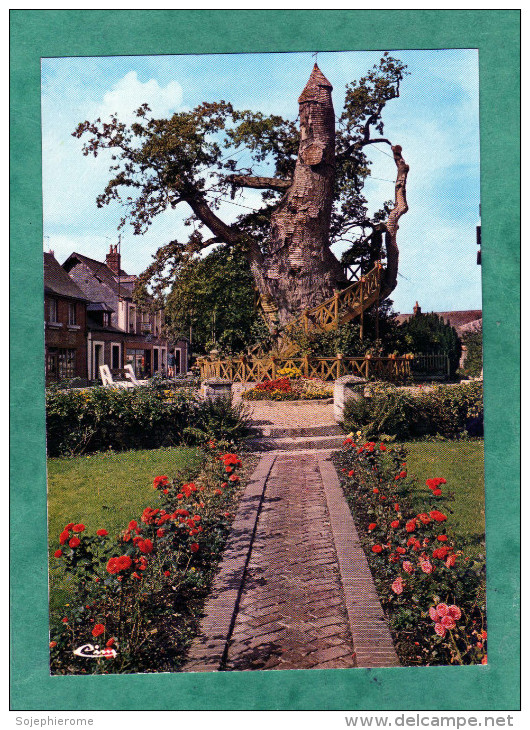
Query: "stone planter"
333 375 368 423
201 377 233 401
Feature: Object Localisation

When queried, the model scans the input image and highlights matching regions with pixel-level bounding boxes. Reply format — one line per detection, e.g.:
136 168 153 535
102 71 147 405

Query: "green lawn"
403 439 485 557
47 446 203 610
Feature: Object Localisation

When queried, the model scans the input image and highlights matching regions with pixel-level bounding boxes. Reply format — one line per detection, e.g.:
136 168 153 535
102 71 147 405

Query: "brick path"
224 453 356 671
183 448 399 672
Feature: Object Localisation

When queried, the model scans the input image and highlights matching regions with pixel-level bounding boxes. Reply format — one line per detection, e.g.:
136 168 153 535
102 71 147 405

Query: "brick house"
44 251 89 383
62 245 188 381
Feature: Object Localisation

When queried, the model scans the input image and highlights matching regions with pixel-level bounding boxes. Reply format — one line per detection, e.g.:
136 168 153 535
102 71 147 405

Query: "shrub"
334 440 486 665
399 313 462 376
460 327 483 378
343 382 483 440
46 385 250 456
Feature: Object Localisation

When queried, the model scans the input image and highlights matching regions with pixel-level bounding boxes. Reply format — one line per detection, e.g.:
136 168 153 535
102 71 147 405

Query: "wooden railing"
284 263 382 335
197 352 413 383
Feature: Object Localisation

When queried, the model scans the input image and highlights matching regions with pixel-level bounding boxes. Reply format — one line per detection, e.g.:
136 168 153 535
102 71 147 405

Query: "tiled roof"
44 252 88 301
62 251 135 297
396 309 482 333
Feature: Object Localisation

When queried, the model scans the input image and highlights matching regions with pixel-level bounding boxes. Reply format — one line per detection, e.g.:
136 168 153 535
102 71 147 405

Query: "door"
93 344 103 380
153 348 159 373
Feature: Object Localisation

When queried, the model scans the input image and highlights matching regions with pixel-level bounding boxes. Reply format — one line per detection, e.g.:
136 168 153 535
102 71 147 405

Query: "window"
46 348 76 380
111 344 120 370
68 302 77 325
48 299 58 323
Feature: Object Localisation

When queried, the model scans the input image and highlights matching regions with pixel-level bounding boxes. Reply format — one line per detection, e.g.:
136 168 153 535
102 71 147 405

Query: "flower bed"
49 442 250 674
333 439 486 665
242 376 333 401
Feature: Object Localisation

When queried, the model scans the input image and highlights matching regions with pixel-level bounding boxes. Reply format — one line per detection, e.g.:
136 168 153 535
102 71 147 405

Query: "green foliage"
343 382 483 440
399 313 462 374
285 299 404 357
164 244 267 354
45 385 251 456
460 326 483 377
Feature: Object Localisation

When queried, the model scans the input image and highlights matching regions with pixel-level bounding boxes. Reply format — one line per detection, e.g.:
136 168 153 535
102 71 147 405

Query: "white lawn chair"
124 364 149 386
99 365 134 389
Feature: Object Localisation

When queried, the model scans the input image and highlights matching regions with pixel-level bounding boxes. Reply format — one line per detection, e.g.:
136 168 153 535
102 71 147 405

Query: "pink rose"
403 561 414 575
441 615 456 630
436 603 449 617
429 606 438 621
434 623 447 638
391 577 404 595
420 560 433 574
447 605 462 620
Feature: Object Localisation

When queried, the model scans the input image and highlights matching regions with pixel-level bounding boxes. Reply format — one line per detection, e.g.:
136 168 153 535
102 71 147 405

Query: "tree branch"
227 175 292 192
381 144 409 299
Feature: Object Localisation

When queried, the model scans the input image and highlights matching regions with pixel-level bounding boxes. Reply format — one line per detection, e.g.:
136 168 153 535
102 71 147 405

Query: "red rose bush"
334 440 486 666
49 444 247 674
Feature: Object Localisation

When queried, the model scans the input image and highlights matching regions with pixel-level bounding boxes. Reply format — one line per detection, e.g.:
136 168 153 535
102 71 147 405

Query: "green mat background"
10 9 520 711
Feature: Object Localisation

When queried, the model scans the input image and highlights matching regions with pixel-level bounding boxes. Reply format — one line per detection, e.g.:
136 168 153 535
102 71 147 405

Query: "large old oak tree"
74 55 409 332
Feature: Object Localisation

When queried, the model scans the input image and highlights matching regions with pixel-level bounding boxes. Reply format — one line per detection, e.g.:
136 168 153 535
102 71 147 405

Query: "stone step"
247 433 346 453
251 424 342 438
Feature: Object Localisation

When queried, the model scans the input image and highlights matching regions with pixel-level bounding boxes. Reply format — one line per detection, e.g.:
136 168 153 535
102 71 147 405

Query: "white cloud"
92 71 183 124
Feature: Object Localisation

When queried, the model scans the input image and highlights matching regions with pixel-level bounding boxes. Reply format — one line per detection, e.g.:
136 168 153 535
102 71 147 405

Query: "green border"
10 9 520 711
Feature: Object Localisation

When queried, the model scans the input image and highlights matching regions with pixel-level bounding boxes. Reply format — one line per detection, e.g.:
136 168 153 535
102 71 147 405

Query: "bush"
460 327 483 378
45 385 251 456
399 313 462 375
343 382 483 440
333 440 486 665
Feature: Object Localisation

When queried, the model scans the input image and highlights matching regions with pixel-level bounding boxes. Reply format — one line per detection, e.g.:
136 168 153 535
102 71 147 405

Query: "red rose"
59 530 70 545
62 617 68 623
157 529 165 537
368 523 377 531
430 510 447 522
433 489 442 496
153 476 169 488
399 471 407 479
437 535 448 542
373 488 379 494
371 544 383 553
190 543 199 553
69 537 81 548
54 549 63 558
72 524 85 533
394 504 400 511
97 529 108 537
395 547 406 555
405 519 416 533
390 520 400 529
214 489 222 495
229 474 239 482
92 624 105 637
106 637 115 648
348 470 354 477
65 523 74 530
138 538 153 554
49 641 57 649
128 520 138 531
380 444 387 451
164 570 170 577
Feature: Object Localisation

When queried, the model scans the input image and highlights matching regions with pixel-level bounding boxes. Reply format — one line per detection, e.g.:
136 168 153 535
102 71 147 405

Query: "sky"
41 49 481 314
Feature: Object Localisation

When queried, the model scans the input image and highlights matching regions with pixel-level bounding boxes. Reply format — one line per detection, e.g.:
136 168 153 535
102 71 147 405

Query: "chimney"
413 301 421 316
106 244 121 275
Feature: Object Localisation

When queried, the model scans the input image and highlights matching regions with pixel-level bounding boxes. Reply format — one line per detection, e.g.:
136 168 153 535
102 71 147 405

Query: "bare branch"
381 144 409 299
227 175 292 192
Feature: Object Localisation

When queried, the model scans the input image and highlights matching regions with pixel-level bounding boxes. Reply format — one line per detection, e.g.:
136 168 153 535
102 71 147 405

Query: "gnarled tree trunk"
257 65 346 326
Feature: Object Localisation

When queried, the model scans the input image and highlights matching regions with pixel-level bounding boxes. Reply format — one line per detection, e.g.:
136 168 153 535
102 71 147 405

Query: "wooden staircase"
252 263 383 358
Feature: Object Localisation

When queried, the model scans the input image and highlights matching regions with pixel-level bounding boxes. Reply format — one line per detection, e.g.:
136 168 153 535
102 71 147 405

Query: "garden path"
182 401 399 671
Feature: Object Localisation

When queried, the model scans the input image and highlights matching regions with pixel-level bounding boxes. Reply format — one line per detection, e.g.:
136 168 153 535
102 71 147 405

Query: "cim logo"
73 643 117 659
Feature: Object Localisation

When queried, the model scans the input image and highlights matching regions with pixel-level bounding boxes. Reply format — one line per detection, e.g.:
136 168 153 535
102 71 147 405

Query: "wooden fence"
197 353 413 383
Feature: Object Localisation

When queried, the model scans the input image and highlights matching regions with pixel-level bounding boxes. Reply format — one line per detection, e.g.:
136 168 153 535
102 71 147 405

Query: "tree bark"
381 144 409 300
257 64 346 326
